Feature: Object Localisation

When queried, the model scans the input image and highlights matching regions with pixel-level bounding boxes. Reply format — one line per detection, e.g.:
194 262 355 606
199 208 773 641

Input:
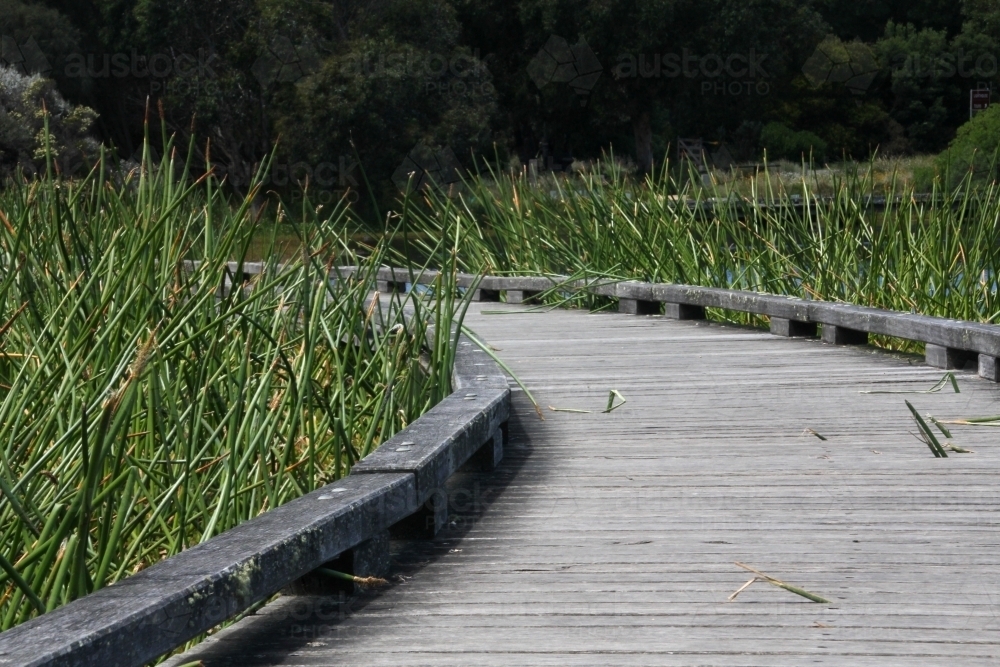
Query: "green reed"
0 122 467 628
400 157 1000 346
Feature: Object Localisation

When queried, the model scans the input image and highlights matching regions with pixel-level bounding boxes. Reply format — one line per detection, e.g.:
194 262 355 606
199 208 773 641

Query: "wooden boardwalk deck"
166 304 1000 666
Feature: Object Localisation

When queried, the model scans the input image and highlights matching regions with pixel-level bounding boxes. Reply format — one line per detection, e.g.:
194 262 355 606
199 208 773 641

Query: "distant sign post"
971 89 991 119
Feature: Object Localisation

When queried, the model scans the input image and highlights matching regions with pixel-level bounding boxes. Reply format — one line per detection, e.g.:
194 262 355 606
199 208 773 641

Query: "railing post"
377 280 406 294
619 298 661 315
925 344 976 370
474 289 501 302
462 423 506 471
664 303 706 320
979 354 1000 382
821 325 868 345
769 317 817 338
285 530 391 595
390 491 448 539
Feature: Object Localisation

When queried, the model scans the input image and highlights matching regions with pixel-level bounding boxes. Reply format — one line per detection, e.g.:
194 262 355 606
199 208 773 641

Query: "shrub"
0 65 98 181
760 122 828 162
935 103 1000 188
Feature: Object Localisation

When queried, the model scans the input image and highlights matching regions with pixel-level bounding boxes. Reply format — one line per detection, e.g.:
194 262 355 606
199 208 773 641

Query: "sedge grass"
0 123 468 629
396 156 1000 352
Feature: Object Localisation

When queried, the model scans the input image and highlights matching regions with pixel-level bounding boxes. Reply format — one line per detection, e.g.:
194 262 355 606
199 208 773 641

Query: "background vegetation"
401 158 1000 345
2 0 1000 207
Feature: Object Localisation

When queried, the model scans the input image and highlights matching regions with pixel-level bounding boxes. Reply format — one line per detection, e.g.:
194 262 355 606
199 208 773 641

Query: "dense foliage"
936 103 1000 185
0 65 97 179
1 0 999 203
0 128 471 628
403 161 1000 341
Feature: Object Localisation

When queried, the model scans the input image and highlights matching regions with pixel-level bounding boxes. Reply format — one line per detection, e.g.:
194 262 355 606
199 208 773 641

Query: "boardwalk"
167 303 1000 666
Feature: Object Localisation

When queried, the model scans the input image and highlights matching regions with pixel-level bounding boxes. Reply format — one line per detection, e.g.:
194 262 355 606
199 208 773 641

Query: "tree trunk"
633 111 653 175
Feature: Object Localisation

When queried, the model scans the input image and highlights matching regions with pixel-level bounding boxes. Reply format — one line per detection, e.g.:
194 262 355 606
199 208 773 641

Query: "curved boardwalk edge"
0 334 509 667
374 267 1000 379
150 295 1000 666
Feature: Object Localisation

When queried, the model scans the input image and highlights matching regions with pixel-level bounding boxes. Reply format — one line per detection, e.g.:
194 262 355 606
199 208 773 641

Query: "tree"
935 101 1000 185
267 0 497 206
0 64 98 181
876 21 998 152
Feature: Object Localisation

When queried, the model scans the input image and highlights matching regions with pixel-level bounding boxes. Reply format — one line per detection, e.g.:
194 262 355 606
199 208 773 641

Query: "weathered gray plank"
166 304 1000 666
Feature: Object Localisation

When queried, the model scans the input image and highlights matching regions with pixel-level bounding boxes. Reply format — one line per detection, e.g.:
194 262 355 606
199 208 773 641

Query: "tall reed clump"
403 158 1000 335
0 122 467 628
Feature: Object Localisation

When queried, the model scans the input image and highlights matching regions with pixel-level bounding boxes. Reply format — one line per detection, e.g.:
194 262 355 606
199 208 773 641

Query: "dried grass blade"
733 562 829 603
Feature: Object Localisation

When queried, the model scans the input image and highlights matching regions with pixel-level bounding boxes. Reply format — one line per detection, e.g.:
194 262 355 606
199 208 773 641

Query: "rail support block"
925 344 976 370
474 289 501 302
769 317 817 338
377 280 406 294
979 354 1000 382
390 491 448 540
664 303 706 320
821 325 868 345
506 289 541 304
619 298 661 315
462 422 506 472
285 530 391 595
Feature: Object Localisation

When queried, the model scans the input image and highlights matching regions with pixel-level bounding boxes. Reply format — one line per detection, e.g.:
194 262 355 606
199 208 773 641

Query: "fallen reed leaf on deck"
860 372 960 394
936 414 1000 426
728 577 760 601
906 400 948 457
944 443 974 453
803 428 827 441
930 417 953 438
318 567 388 588
731 562 830 603
481 307 557 315
548 406 593 413
603 389 627 413
462 326 544 421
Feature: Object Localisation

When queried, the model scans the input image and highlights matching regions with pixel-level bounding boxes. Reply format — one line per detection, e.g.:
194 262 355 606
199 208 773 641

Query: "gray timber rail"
5 269 1000 665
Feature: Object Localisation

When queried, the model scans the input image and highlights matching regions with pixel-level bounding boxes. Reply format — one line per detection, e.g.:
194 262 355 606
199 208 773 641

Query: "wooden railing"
373 267 1000 381
6 262 1000 666
0 266 509 667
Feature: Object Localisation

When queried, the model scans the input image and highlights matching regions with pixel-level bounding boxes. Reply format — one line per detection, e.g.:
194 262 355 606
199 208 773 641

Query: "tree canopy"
1 0 998 199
